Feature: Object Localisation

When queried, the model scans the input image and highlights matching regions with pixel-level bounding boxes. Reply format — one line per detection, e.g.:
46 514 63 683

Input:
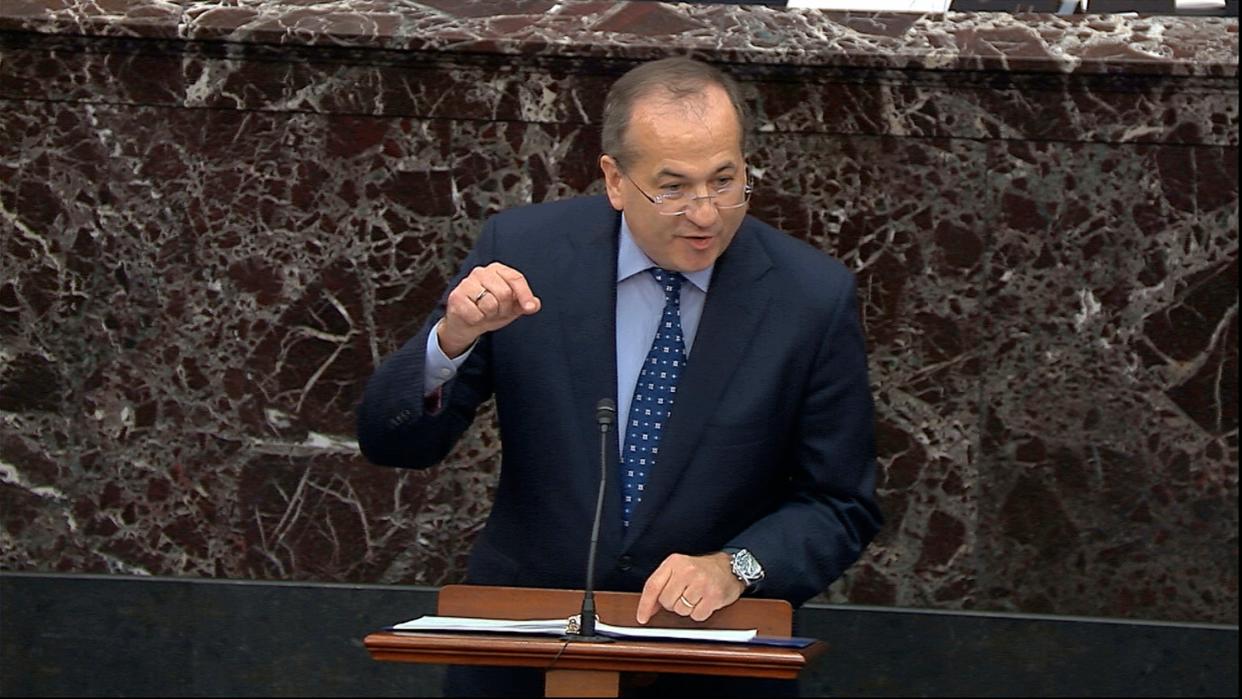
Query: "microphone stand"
561 398 616 643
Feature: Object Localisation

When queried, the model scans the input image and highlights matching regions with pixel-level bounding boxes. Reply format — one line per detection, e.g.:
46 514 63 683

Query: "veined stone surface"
0 0 1236 624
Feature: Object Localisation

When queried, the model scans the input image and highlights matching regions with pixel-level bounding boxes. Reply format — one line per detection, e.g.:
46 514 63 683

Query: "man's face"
601 85 747 273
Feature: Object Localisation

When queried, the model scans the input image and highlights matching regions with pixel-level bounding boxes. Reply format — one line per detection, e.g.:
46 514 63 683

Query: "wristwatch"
728 548 765 589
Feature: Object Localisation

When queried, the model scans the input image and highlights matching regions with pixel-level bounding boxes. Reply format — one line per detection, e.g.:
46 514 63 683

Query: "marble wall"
0 1 1236 624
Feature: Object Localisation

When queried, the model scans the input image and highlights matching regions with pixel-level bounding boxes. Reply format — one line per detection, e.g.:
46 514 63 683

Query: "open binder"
388 590 817 647
391 613 823 647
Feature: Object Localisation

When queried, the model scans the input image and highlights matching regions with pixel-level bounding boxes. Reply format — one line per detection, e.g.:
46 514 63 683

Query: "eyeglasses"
621 170 753 217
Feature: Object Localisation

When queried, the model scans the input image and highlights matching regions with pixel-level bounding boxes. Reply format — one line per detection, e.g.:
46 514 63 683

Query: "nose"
682 193 721 228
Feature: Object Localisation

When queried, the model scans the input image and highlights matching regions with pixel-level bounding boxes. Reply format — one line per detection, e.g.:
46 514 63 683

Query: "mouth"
678 234 715 251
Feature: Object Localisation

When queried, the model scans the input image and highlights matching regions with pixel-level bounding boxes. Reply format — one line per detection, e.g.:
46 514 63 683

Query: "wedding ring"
678 594 697 609
472 288 490 304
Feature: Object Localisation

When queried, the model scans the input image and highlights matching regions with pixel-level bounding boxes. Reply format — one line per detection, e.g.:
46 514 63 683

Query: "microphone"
563 398 616 643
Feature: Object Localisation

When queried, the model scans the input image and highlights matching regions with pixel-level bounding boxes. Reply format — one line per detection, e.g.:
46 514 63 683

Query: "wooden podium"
363 584 825 697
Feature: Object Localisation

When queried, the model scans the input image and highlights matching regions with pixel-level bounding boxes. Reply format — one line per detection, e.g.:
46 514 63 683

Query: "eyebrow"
655 162 738 180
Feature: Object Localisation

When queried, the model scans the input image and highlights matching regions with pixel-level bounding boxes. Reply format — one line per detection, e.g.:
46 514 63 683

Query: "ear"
599 154 625 211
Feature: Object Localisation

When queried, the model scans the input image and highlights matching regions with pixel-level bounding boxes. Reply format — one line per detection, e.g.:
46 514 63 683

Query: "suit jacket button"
618 555 633 572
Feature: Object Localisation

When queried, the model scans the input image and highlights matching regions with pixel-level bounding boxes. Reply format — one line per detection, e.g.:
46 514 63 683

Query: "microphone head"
595 398 617 426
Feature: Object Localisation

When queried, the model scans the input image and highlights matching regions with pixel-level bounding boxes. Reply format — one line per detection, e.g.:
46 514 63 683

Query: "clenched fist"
437 262 541 358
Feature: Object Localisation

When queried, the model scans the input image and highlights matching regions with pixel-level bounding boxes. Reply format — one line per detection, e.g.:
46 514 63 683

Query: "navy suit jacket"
357 195 881 606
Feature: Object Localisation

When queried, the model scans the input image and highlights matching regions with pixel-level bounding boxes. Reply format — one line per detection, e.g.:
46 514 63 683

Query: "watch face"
733 549 764 583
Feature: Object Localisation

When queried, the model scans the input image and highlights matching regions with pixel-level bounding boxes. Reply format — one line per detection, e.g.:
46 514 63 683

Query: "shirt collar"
616 213 713 293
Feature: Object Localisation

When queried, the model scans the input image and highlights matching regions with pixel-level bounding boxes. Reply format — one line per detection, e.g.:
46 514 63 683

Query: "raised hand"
437 262 541 358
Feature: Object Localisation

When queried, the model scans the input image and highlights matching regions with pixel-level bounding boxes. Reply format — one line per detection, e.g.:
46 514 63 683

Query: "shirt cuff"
424 319 476 395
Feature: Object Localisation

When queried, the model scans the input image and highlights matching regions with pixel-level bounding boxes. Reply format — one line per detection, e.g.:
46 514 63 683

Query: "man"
357 57 882 696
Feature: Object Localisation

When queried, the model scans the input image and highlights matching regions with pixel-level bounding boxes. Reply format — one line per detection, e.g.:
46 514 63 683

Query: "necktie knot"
648 268 683 305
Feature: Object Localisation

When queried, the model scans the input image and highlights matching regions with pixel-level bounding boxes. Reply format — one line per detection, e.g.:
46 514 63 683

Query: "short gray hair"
601 57 749 166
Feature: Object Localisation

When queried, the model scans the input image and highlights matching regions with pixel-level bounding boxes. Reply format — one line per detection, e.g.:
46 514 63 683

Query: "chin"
674 252 720 273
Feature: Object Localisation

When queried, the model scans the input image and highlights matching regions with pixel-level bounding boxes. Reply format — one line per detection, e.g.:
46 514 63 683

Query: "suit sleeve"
355 218 499 469
727 273 883 605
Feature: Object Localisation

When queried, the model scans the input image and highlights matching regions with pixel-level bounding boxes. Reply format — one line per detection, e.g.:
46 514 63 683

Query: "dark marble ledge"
3 571 1239 629
0 0 1235 77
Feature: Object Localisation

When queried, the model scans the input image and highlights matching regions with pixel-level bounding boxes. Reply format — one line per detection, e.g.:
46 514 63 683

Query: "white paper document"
391 615 758 643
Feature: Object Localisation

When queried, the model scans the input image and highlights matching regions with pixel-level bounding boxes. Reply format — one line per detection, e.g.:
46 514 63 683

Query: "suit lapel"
622 219 774 546
557 202 626 557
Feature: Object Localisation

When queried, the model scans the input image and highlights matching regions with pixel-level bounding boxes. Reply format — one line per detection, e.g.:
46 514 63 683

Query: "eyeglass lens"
656 184 750 214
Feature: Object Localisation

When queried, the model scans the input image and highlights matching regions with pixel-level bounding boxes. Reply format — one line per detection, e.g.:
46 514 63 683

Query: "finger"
636 563 674 624
665 586 696 618
472 287 497 315
675 590 703 619
689 596 717 622
458 269 508 321
450 269 492 309
466 267 519 317
490 263 541 314
653 558 697 617
446 287 487 326
466 269 502 306
688 559 744 622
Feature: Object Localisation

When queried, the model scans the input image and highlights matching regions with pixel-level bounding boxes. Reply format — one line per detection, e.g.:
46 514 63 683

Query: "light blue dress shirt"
425 214 713 455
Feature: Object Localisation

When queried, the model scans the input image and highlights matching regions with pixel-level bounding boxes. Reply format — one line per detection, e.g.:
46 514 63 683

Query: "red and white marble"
0 0 1236 624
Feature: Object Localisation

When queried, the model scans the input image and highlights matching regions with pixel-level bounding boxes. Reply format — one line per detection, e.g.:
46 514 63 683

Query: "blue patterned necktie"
621 268 687 529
